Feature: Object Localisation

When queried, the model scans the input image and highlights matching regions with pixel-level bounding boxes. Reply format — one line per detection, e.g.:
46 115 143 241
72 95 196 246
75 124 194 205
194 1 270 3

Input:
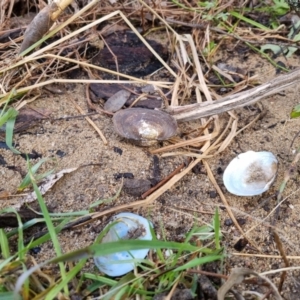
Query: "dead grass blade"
273 231 289 293
202 160 260 251
233 253 300 260
14 168 78 210
68 97 108 145
218 268 282 300
150 133 217 155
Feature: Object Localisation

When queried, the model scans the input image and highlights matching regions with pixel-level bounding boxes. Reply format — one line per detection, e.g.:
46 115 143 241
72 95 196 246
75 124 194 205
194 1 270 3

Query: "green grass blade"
18 158 49 191
6 218 49 238
214 208 221 250
0 255 16 271
24 218 71 250
45 259 87 300
230 11 270 30
173 255 223 272
1 107 20 154
0 107 18 127
0 229 10 259
0 208 25 259
28 161 69 296
102 273 135 300
80 273 117 287
0 292 22 300
49 240 199 264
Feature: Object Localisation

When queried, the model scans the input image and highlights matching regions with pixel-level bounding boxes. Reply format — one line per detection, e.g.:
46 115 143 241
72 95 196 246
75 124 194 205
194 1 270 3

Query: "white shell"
223 151 278 196
94 212 152 277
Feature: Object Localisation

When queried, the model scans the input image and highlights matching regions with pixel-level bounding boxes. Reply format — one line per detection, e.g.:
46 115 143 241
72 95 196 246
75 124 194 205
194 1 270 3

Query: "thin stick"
233 253 300 259
202 159 260 251
273 231 289 293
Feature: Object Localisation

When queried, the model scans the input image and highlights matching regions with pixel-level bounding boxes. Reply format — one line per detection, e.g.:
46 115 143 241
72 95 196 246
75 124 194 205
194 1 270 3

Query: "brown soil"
2 36 300 299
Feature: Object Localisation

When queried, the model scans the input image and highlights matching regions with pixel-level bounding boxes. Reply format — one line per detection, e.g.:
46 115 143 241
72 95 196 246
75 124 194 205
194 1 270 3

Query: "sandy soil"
1 39 300 298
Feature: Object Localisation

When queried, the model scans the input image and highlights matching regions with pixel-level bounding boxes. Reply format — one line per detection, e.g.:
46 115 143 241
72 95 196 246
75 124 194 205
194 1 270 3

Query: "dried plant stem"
218 268 282 300
233 252 300 260
1 54 172 86
166 67 300 121
150 133 217 154
273 231 289 293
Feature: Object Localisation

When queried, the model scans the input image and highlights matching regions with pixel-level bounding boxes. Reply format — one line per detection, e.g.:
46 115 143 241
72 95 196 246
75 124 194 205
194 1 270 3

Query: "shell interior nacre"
94 212 153 277
223 151 278 196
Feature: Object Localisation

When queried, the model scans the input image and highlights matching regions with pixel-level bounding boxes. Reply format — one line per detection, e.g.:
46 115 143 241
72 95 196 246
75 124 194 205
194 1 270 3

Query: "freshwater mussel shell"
223 151 278 196
94 212 153 277
113 108 178 146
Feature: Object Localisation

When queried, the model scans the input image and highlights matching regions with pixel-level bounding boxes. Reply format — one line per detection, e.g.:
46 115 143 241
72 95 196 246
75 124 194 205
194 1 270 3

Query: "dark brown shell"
113 108 177 146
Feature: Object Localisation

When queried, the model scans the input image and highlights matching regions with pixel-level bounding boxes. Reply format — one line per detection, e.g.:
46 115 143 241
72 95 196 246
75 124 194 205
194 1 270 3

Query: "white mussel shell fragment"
223 151 278 196
94 212 152 277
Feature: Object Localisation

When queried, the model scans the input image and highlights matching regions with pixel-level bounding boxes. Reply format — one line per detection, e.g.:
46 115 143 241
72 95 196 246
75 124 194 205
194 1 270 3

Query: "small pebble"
30 246 42 255
56 150 66 157
113 146 123 155
209 191 217 198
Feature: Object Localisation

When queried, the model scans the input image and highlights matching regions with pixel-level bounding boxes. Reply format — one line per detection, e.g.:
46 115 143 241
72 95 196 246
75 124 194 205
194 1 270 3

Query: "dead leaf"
14 107 51 132
19 5 54 54
15 167 78 209
19 0 73 54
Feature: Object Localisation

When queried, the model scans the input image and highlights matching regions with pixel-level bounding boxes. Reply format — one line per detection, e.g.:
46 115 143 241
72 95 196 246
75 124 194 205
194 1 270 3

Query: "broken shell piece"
113 108 177 146
94 212 152 277
223 151 278 196
104 89 131 112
